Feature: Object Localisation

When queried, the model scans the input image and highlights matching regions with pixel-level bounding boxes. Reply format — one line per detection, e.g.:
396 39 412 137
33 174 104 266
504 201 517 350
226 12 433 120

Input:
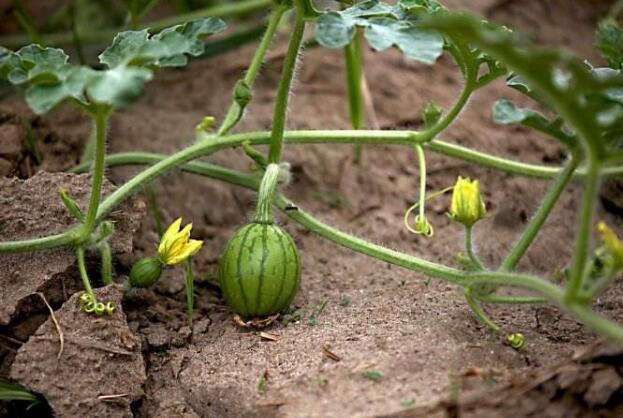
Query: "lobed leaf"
99 18 226 68
492 99 576 147
0 18 226 114
420 12 623 157
316 0 444 64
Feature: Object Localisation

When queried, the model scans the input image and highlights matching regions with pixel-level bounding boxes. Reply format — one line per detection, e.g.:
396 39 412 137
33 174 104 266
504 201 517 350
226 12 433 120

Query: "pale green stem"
76 110 110 244
464 226 484 270
468 272 623 344
254 164 281 224
500 157 579 272
566 160 601 302
3 130 622 254
76 247 95 299
464 287 500 332
344 28 365 162
267 5 306 164
99 242 113 285
217 5 288 136
477 294 546 304
415 145 427 221
185 259 194 327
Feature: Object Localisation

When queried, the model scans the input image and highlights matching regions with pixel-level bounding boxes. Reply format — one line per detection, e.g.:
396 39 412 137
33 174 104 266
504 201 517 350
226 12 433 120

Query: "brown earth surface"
1 0 623 417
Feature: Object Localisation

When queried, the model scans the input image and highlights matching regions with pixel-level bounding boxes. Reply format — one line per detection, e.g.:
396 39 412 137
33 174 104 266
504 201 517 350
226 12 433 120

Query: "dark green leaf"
420 12 623 156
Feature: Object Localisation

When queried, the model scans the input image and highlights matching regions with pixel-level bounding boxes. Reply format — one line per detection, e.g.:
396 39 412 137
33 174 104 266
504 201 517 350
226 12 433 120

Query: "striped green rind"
219 222 301 317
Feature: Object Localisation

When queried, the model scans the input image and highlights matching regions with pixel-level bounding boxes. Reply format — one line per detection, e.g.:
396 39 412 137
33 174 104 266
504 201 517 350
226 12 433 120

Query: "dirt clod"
0 172 144 326
10 285 146 418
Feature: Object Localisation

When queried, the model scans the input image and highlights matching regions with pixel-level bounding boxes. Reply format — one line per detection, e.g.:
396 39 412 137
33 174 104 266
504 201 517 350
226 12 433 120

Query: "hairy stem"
76 247 95 299
254 164 281 223
99 242 113 285
76 110 110 244
217 5 287 135
464 287 500 332
566 160 601 302
477 293 546 304
344 29 365 161
185 259 194 327
416 145 427 222
464 226 484 270
267 5 306 164
2 129 620 254
500 157 579 271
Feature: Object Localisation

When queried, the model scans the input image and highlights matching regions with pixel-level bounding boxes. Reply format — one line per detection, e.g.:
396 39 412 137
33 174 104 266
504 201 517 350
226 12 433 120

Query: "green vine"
1 1 623 345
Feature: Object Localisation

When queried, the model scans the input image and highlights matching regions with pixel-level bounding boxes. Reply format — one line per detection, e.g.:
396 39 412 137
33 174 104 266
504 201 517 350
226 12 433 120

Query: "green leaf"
597 20 623 70
25 67 91 114
9 44 70 85
1 18 225 114
99 18 226 68
492 99 576 147
99 30 150 68
316 0 444 64
420 12 623 157
86 66 152 108
365 18 444 63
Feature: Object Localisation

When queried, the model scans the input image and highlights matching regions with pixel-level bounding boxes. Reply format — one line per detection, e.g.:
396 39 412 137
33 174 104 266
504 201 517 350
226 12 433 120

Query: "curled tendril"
93 302 106 316
83 300 96 313
79 292 115 316
104 301 116 316
404 186 455 238
80 292 94 306
506 332 526 350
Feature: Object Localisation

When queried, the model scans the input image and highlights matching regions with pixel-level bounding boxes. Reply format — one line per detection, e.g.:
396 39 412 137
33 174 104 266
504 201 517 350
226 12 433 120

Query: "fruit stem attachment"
267 2 306 164
254 163 281 224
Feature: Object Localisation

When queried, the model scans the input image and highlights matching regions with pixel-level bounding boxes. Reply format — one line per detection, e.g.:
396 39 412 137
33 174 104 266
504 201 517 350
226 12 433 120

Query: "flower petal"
167 240 204 266
159 218 182 256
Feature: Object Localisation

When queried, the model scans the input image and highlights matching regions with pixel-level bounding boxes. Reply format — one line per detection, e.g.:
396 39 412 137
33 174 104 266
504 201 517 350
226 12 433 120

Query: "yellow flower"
158 218 203 266
598 221 623 268
450 176 487 228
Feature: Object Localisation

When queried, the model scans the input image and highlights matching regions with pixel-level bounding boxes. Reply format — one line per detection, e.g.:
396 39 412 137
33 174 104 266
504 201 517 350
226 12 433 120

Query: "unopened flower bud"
450 176 487 228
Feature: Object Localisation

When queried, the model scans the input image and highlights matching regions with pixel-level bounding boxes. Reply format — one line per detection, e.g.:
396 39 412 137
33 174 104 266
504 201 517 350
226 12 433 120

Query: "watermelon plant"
1 0 623 348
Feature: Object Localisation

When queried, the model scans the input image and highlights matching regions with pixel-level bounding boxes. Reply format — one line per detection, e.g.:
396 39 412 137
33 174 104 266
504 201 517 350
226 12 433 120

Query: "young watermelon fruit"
219 222 300 317
219 163 301 317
